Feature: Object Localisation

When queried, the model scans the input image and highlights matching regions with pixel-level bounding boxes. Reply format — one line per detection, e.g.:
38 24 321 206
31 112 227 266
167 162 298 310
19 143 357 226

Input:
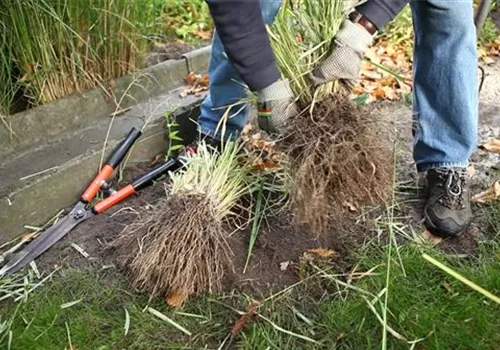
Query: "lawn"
1 202 499 350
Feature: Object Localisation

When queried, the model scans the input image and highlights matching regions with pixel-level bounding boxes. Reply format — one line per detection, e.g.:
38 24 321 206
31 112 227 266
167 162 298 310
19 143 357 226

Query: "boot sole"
423 206 470 239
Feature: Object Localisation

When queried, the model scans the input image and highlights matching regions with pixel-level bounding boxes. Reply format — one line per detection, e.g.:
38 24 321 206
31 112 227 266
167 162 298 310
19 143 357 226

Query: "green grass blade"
422 253 500 305
243 181 265 273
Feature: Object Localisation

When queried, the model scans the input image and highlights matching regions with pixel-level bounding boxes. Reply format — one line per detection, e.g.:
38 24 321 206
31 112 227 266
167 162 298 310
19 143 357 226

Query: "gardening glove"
309 19 373 87
257 79 299 135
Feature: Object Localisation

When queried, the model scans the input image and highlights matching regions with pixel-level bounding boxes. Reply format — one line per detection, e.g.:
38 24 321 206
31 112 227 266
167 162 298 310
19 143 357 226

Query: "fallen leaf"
352 84 365 95
231 300 260 336
199 74 209 87
472 181 500 203
372 87 387 99
343 201 358 212
418 230 443 245
242 124 253 135
150 153 164 166
253 159 279 171
280 261 291 271
441 282 453 293
379 76 396 87
482 56 495 65
166 290 188 308
466 165 476 178
307 248 336 259
20 231 37 243
382 86 397 100
191 29 212 41
185 72 197 85
362 69 383 81
480 139 500 154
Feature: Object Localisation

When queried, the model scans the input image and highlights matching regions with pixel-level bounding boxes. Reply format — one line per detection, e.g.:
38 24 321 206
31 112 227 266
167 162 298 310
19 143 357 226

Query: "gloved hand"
309 19 373 87
257 79 299 134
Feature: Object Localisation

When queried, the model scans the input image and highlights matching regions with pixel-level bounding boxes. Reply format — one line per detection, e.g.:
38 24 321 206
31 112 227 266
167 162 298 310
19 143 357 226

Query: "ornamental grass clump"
269 1 393 233
110 142 255 305
0 0 159 110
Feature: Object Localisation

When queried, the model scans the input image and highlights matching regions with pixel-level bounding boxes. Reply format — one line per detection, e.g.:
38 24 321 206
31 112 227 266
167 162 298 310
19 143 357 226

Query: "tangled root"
281 95 393 234
109 195 232 300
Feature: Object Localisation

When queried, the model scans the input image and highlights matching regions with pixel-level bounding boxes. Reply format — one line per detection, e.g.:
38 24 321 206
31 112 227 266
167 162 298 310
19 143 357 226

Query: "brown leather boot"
424 168 472 238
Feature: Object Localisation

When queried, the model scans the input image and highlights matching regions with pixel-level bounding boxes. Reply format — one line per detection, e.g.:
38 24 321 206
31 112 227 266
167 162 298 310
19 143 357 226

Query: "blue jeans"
199 0 478 172
410 0 478 171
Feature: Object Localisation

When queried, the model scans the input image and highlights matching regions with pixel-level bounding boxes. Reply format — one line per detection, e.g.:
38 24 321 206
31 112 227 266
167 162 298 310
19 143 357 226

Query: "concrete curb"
0 45 212 155
0 46 211 240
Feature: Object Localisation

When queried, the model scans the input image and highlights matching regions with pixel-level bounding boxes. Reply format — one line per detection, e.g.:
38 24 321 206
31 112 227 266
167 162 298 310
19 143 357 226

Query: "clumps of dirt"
109 195 232 302
281 95 394 234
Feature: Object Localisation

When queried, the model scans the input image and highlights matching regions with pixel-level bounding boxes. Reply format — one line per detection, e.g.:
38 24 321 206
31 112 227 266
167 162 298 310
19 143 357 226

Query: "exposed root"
281 94 393 234
109 195 232 301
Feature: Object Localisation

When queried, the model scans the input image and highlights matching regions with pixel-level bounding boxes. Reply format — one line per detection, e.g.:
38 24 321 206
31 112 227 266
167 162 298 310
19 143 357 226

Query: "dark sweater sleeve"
205 0 280 91
356 0 410 30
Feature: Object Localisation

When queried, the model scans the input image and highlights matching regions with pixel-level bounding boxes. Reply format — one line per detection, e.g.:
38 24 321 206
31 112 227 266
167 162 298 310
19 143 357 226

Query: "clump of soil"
109 194 232 302
281 95 394 234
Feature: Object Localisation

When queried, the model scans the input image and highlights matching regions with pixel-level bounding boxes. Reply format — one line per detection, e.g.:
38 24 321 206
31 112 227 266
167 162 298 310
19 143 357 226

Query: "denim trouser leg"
199 0 282 141
411 0 478 172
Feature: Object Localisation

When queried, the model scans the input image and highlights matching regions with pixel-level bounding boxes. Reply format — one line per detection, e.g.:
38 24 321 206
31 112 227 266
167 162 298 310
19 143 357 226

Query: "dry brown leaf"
372 87 387 99
343 201 358 212
308 248 336 259
398 81 412 94
166 290 189 308
379 76 396 87
483 56 495 65
199 74 209 87
253 159 280 171
20 231 37 243
355 38 413 103
150 153 164 167
480 139 500 154
419 230 443 245
352 84 365 95
361 60 374 71
442 282 453 293
185 72 198 85
231 300 260 336
382 86 397 100
466 165 476 178
192 29 212 41
472 181 500 203
242 124 253 135
363 70 383 81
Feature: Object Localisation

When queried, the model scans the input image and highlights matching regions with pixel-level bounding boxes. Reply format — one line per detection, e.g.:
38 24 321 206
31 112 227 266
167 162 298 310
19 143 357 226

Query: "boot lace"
437 169 467 210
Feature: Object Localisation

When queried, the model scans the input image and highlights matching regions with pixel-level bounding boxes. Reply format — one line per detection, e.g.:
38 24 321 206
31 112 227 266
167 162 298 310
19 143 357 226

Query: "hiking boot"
424 168 472 238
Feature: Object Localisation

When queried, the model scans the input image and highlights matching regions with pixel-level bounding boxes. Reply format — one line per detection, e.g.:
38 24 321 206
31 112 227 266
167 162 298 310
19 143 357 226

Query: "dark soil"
32 136 491 302
35 179 168 273
224 212 363 296
35 175 370 297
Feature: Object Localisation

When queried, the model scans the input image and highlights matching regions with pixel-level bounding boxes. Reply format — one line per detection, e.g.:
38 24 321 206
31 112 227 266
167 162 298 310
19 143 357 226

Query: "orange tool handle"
81 128 142 203
92 184 135 214
92 156 182 214
81 165 114 203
